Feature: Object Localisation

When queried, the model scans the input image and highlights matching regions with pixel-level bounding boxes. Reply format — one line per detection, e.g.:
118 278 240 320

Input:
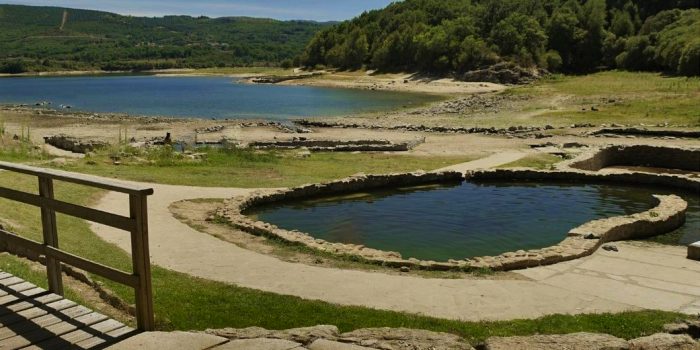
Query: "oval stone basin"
247 181 699 261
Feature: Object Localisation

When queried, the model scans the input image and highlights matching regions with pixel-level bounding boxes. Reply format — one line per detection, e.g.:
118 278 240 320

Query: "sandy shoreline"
0 68 505 95
275 71 506 95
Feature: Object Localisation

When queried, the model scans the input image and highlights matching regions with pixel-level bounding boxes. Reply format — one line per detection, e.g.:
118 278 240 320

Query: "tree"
455 36 495 72
0 60 27 74
577 0 607 71
543 50 563 71
490 13 547 65
616 35 656 70
547 6 582 70
678 40 700 76
415 26 451 71
610 9 635 37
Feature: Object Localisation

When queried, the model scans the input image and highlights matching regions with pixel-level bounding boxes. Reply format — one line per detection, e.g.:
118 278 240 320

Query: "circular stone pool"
247 181 699 261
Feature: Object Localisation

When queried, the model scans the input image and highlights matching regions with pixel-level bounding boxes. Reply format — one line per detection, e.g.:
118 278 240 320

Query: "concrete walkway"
89 154 700 321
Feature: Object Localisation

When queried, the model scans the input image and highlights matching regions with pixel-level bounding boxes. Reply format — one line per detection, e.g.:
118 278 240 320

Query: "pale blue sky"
2 0 397 21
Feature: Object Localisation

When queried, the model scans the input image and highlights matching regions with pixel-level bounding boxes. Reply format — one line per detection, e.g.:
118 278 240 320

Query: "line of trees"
301 0 700 76
0 5 330 73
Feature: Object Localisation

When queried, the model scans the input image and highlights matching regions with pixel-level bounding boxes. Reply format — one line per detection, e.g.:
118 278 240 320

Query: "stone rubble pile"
408 93 531 116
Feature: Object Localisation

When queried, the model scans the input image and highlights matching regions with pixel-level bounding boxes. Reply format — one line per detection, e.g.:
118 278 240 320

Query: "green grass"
498 153 563 170
0 138 51 162
508 71 700 127
0 169 689 342
59 146 473 188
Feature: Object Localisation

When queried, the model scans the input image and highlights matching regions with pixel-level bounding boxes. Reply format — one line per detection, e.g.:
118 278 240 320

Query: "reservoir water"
0 75 438 119
249 181 700 261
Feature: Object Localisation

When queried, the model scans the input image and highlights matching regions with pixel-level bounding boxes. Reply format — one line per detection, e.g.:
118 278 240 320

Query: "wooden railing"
0 161 155 331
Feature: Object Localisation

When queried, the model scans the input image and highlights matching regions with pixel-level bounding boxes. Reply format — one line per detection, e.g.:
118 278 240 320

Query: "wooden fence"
0 161 155 331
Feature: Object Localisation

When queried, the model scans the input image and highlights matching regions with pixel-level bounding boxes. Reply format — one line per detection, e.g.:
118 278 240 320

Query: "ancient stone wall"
593 127 700 138
689 242 700 261
43 134 108 154
249 139 423 152
568 145 700 172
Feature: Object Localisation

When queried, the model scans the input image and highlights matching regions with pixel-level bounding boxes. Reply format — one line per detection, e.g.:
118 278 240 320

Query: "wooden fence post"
38 177 64 295
130 194 155 331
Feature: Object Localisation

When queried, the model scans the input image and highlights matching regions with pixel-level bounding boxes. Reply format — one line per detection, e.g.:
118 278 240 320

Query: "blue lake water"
249 181 700 261
0 75 438 120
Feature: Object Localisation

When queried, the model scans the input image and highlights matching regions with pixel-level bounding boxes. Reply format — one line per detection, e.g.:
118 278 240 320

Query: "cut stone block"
688 242 700 261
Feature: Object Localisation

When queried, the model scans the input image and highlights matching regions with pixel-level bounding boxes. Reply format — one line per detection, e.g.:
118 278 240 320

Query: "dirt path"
89 156 700 321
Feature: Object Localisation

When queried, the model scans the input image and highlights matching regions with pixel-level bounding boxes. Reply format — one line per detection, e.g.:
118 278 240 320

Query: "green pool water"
248 181 700 261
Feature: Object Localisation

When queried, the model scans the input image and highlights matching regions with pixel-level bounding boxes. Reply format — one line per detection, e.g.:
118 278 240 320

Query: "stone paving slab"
213 338 304 350
104 331 228 350
307 339 374 350
689 242 700 261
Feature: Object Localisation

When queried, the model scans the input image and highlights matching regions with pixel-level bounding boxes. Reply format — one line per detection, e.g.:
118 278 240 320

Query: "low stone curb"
689 242 700 261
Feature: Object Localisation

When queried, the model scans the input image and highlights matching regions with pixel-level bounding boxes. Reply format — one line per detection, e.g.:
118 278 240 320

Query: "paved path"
89 155 700 321
436 150 531 173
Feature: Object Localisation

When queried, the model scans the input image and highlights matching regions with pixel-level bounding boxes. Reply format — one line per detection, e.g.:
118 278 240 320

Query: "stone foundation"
249 138 423 152
567 145 700 172
689 242 700 261
43 134 108 154
592 127 700 139
218 169 692 272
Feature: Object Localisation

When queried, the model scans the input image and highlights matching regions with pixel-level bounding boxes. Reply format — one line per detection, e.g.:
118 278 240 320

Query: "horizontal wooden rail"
0 186 136 231
0 230 139 288
0 161 153 196
0 162 154 331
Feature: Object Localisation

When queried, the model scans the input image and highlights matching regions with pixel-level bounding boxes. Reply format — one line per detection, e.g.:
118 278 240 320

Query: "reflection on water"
249 181 700 261
0 75 438 119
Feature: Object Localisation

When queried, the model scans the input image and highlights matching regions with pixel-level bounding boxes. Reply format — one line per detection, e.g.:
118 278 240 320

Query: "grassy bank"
58 147 473 188
509 71 700 127
498 153 563 170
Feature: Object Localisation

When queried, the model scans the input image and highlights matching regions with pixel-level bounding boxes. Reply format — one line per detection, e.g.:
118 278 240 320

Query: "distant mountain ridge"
0 4 332 72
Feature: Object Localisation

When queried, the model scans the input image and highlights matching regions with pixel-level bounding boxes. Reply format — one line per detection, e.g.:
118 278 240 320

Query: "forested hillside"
301 0 700 76
0 4 330 73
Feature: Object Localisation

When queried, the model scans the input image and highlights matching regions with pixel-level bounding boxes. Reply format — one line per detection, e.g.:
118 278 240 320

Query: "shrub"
543 50 563 72
0 60 27 74
678 40 700 76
